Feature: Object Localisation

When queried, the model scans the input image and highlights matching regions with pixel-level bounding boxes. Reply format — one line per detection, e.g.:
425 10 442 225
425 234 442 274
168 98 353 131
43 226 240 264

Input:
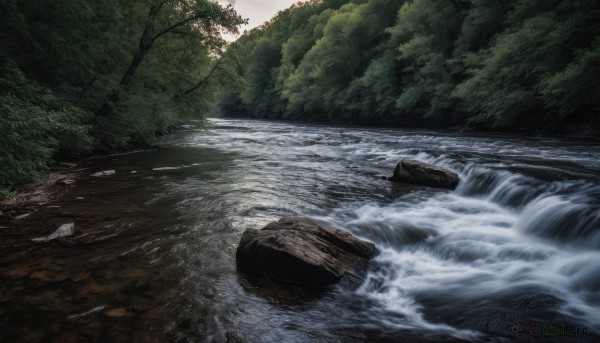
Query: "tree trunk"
95 5 159 117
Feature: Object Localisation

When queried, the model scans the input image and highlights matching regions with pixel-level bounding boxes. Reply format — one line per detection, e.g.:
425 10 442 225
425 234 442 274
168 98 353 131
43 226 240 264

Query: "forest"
216 0 600 135
0 0 244 194
1 0 600 193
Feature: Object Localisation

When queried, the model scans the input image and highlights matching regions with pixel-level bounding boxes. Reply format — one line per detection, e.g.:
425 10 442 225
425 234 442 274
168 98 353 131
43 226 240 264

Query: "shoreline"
0 163 84 221
0 146 161 221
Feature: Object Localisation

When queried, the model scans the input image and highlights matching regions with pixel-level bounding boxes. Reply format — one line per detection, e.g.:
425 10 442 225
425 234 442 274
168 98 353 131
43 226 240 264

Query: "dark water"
1 118 599 342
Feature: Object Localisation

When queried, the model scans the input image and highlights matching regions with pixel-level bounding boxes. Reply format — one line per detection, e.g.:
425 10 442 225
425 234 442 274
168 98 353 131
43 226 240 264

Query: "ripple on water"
3 118 600 341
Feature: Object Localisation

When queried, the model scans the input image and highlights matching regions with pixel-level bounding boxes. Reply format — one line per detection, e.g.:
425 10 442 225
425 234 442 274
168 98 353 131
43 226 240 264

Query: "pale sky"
220 0 301 40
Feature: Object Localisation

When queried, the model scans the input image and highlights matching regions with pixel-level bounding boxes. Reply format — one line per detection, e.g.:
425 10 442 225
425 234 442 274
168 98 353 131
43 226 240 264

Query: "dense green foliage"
0 59 91 189
0 0 244 192
217 0 600 135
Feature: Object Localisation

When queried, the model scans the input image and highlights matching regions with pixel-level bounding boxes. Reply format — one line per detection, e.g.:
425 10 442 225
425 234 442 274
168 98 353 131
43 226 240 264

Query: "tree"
0 0 247 190
96 0 246 117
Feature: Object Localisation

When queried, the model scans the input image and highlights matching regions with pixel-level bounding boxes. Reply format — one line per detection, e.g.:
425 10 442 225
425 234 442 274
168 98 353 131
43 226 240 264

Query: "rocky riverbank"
0 164 83 223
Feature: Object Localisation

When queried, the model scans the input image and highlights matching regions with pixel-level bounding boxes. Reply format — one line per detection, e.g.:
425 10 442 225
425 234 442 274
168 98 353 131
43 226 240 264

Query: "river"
1 118 599 342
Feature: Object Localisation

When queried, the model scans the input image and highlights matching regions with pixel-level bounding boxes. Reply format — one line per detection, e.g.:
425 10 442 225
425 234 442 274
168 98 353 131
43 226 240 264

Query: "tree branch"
95 2 244 117
151 12 209 45
184 54 225 95
78 74 98 101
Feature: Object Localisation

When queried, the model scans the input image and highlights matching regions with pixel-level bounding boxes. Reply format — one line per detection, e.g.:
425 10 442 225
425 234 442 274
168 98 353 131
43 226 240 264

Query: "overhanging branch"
184 54 225 95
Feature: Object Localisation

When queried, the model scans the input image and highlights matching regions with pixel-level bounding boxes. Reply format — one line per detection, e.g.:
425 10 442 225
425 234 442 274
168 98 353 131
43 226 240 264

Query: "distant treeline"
216 0 600 136
0 0 244 193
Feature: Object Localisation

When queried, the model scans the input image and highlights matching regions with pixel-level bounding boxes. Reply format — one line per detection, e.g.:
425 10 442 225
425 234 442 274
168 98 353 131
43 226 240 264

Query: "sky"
220 0 301 40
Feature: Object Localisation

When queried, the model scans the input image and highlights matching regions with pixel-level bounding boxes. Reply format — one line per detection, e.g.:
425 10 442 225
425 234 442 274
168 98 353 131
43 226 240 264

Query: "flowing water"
1 118 599 342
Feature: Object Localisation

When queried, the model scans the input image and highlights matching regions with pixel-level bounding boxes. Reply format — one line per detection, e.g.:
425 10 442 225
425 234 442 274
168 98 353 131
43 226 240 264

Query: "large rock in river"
389 159 459 189
236 218 377 286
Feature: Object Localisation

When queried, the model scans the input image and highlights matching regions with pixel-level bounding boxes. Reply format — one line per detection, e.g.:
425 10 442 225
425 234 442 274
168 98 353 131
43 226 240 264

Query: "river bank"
0 164 82 222
0 149 157 221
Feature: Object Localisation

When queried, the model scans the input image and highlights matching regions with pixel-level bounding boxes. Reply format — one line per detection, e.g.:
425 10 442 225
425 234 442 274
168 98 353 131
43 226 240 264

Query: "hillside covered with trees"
2 0 600 194
0 0 245 194
216 0 600 136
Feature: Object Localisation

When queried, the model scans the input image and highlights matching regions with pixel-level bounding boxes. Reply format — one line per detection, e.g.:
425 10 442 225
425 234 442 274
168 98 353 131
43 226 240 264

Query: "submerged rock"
91 170 116 177
13 213 32 220
55 178 76 185
388 160 459 189
236 218 377 287
31 223 75 243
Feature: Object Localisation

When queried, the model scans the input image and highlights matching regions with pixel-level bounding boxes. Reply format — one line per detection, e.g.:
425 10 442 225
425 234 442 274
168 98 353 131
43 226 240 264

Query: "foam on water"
174 118 600 337
313 169 600 333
